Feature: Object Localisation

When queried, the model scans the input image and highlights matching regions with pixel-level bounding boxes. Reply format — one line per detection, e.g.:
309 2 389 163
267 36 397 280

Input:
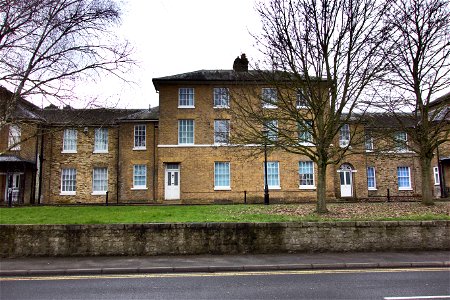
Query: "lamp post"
261 128 270 205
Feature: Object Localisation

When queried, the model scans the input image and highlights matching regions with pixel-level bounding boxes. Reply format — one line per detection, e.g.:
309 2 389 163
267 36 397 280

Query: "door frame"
338 164 356 198
164 163 180 200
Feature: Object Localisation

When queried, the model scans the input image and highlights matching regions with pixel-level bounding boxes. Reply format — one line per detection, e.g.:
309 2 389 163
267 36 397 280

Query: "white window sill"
178 105 195 109
60 192 76 196
398 187 412 191
214 106 230 109
62 150 77 154
434 183 440 186
299 142 314 147
263 105 277 109
131 187 148 190
299 186 316 190
214 187 231 191
214 142 229 146
91 191 107 195
178 143 195 146
365 150 374 152
93 150 108 154
368 188 377 191
133 147 147 151
268 186 281 190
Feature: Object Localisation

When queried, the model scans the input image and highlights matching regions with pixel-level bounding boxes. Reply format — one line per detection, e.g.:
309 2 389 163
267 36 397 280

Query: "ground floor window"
264 161 280 189
397 166 411 190
93 167 108 194
433 166 440 185
133 165 147 189
61 168 76 195
214 162 230 190
367 167 376 190
299 161 314 188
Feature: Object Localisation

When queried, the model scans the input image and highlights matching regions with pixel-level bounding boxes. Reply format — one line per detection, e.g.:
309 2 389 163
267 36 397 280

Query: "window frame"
262 88 278 108
298 120 313 145
367 166 377 190
178 88 195 108
296 89 309 108
132 164 147 190
60 168 76 195
264 161 281 189
213 87 230 108
94 128 108 153
8 124 21 150
214 162 231 190
133 124 146 150
214 119 230 145
394 131 408 152
178 119 195 145
92 167 108 195
433 166 440 186
62 128 77 153
264 120 278 142
365 133 374 151
299 161 315 189
397 166 412 190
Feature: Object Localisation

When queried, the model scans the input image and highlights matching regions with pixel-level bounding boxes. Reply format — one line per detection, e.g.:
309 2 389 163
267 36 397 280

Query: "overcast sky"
88 0 262 109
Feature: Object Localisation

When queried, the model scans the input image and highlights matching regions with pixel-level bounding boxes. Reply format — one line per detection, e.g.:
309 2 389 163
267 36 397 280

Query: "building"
1 56 448 205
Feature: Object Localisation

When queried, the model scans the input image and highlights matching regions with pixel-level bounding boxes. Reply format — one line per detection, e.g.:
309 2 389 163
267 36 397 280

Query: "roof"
0 86 44 122
152 69 323 91
429 92 450 109
117 107 159 121
0 155 35 165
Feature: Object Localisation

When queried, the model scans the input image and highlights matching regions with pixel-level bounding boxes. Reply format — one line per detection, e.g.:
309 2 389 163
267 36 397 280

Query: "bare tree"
229 0 387 213
381 0 450 205
0 0 134 128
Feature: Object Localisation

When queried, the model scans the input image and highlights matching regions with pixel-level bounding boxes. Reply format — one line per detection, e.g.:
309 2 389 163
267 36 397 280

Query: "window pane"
299 120 312 143
63 128 77 151
262 88 277 107
8 125 21 150
214 88 229 107
134 125 146 148
178 120 194 144
299 161 314 186
367 167 375 189
397 166 410 189
339 124 350 147
214 162 230 188
93 167 108 192
264 161 279 187
214 120 230 144
179 88 194 106
394 132 407 151
94 128 108 151
296 89 309 107
61 168 76 192
264 120 278 141
133 165 146 187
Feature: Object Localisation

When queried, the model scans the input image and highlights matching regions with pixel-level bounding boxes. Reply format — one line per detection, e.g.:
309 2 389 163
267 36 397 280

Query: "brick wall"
1 221 448 257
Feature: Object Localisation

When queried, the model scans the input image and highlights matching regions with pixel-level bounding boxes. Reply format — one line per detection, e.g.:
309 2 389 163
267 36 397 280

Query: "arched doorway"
338 163 354 198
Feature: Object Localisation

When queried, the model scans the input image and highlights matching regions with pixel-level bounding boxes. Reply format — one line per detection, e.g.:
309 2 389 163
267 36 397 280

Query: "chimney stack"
233 53 249 72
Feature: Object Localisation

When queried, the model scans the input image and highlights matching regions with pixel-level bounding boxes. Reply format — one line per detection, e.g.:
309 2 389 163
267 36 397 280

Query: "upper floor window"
213 88 230 108
299 161 315 189
179 88 195 108
296 89 309 108
339 124 350 147
92 167 108 194
94 128 108 153
134 125 146 150
397 166 411 190
133 164 147 189
62 128 77 153
367 166 376 190
61 168 76 195
262 88 277 108
394 131 408 152
214 120 230 144
264 120 278 141
178 119 194 145
214 162 231 190
264 161 280 189
8 124 21 150
365 132 374 151
298 120 313 145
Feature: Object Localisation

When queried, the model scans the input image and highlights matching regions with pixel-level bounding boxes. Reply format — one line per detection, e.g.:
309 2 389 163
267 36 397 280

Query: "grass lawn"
0 202 449 224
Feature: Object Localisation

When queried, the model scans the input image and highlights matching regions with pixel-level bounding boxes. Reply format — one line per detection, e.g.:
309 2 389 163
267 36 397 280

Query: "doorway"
165 163 180 200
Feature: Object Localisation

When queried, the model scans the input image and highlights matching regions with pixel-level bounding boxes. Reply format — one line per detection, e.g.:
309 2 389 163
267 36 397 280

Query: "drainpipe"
37 128 44 204
153 123 158 202
116 124 120 204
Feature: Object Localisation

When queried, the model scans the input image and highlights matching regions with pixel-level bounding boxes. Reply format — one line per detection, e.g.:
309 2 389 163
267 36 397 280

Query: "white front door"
165 163 180 200
340 170 353 197
6 173 21 203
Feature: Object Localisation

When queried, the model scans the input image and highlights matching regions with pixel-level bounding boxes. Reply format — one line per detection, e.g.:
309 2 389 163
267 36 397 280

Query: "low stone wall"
1 221 449 257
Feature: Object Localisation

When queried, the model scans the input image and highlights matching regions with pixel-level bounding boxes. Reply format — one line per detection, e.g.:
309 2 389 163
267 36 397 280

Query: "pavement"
1 251 449 276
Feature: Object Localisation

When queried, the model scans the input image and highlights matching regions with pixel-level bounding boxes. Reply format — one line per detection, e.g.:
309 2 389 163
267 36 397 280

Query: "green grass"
0 203 448 224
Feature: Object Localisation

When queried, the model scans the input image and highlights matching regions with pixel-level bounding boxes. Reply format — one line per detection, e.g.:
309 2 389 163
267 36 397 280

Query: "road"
1 268 449 300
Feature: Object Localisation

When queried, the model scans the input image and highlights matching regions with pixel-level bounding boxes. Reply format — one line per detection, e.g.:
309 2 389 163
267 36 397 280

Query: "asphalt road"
1 268 449 300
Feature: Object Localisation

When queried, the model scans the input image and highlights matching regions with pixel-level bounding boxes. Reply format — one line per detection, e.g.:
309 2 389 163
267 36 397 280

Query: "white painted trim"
214 187 231 191
61 150 77 154
178 105 195 109
60 191 76 196
91 191 107 195
93 150 108 154
133 147 147 151
131 187 148 190
268 186 281 190
299 186 316 190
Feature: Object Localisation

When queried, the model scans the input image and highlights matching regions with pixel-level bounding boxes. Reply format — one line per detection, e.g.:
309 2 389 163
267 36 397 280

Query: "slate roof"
117 107 159 121
0 154 35 165
0 86 44 121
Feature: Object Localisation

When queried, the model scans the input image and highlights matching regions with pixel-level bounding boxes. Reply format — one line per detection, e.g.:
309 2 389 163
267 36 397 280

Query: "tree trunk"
316 162 329 213
420 156 434 206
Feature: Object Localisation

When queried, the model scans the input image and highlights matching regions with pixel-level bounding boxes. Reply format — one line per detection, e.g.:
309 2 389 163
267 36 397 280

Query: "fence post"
387 188 390 202
244 191 247 204
105 191 109 206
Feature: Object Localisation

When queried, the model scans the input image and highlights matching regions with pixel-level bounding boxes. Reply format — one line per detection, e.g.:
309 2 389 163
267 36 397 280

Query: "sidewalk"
1 251 449 276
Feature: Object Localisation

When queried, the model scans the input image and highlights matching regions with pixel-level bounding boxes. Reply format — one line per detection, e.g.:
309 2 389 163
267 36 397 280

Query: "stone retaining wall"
1 221 449 257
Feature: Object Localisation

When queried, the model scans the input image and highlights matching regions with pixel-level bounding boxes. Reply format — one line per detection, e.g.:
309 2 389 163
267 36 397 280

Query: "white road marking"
384 296 450 300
